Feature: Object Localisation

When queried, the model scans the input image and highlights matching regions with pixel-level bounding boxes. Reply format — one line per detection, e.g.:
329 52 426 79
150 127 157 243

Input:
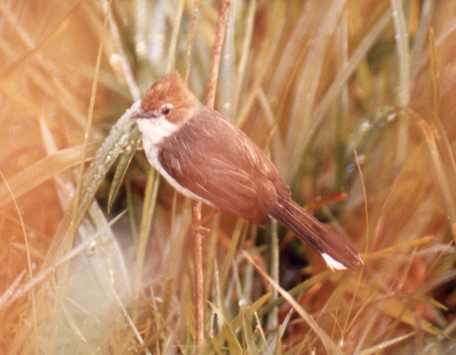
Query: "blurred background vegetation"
0 0 456 354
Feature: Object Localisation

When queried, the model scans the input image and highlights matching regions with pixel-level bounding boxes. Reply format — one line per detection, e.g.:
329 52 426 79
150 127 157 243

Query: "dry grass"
1 0 456 354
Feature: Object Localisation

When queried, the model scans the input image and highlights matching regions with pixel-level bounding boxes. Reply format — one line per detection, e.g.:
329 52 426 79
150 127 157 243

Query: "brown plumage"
159 108 286 224
134 73 363 270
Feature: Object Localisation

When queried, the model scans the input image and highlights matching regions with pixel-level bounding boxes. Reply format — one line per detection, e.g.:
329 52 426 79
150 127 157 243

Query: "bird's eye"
160 103 173 115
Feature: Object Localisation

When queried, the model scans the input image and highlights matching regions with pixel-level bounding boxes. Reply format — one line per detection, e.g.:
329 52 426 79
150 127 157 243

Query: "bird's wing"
158 107 284 223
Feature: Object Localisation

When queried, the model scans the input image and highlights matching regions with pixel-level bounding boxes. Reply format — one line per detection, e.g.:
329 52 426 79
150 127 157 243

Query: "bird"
132 72 363 270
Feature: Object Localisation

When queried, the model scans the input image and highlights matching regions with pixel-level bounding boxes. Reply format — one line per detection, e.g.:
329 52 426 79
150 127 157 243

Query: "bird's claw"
194 224 210 236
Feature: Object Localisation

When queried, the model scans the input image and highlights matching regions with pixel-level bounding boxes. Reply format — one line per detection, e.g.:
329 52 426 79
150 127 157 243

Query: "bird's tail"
270 196 363 270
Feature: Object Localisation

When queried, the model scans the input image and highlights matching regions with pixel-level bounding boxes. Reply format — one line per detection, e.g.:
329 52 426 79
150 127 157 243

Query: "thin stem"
267 219 279 331
192 0 231 346
192 203 205 345
205 0 231 108
391 0 411 164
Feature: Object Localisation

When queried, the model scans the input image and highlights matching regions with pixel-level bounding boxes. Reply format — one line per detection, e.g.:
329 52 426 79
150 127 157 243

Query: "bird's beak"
130 106 159 120
130 107 145 120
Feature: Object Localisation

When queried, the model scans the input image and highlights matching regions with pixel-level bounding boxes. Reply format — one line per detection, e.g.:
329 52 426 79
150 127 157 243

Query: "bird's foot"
193 224 210 236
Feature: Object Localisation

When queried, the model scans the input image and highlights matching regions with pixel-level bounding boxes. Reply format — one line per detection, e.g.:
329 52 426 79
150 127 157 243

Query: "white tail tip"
322 253 347 271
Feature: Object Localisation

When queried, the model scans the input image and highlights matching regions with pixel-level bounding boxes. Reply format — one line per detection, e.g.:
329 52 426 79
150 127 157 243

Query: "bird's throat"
137 116 179 146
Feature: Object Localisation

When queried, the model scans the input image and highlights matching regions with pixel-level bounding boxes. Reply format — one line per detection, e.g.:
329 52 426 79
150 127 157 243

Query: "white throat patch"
136 115 178 146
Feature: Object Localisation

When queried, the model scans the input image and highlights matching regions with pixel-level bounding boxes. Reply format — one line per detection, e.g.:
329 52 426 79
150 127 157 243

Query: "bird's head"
132 72 200 125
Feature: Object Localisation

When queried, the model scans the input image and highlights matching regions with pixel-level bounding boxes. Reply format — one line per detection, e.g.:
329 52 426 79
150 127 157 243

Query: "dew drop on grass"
86 240 97 256
360 121 371 132
135 41 147 57
110 53 122 68
387 111 397 122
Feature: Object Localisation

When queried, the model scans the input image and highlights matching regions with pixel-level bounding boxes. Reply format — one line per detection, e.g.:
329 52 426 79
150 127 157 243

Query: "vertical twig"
205 0 231 108
192 202 204 346
192 0 231 346
182 0 204 347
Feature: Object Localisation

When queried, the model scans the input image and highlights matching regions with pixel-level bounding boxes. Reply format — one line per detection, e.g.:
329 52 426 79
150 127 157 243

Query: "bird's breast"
140 129 212 205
